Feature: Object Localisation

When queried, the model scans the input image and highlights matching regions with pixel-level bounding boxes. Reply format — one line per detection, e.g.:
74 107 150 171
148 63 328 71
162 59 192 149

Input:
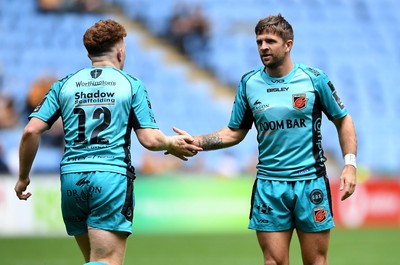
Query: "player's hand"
164 127 202 160
172 127 201 147
15 178 32 200
339 165 356 201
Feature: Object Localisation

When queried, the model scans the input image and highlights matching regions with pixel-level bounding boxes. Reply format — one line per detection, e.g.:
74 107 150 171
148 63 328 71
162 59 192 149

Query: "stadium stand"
0 0 399 174
113 0 400 174
0 0 241 175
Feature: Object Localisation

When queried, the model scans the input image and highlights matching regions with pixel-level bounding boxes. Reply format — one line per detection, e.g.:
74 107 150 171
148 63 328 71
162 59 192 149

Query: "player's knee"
264 260 285 265
91 245 113 260
264 255 288 265
302 254 328 265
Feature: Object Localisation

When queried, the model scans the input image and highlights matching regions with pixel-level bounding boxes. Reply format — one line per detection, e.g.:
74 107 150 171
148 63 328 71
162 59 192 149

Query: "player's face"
256 30 292 69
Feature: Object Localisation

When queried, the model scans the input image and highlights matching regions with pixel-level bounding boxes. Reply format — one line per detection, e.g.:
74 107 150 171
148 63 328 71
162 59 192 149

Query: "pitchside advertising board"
0 175 399 236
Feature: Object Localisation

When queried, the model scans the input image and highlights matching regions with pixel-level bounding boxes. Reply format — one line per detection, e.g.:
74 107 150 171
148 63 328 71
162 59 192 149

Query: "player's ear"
117 48 122 62
286 39 293 52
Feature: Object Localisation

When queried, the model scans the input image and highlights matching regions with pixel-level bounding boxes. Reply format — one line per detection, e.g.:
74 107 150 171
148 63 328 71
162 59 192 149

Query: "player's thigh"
256 229 294 264
88 171 135 234
297 229 330 265
294 177 335 232
89 228 128 265
61 172 135 236
249 179 295 231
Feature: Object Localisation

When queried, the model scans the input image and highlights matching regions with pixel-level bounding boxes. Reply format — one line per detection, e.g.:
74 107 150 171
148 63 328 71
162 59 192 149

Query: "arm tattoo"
201 133 223 151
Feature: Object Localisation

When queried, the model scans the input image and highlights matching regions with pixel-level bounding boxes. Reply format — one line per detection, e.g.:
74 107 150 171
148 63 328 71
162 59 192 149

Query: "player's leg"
297 229 330 265
85 172 133 265
256 229 294 265
293 177 334 265
75 232 91 262
61 173 93 262
249 179 297 265
88 228 128 265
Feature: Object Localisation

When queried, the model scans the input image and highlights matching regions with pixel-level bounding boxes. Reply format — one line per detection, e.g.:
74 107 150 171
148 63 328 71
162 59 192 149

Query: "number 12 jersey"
30 66 158 177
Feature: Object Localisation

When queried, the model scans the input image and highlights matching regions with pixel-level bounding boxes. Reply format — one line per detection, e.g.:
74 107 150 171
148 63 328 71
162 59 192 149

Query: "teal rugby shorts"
248 176 335 232
61 171 134 236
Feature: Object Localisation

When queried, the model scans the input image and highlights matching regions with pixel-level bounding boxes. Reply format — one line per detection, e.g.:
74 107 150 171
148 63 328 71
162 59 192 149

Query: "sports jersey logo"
75 90 116 106
253 99 269 114
328 81 345 110
91 69 103 79
33 96 47 112
65 177 103 202
271 79 284 83
313 207 328 223
76 177 90 186
310 189 324 204
256 203 273 214
307 67 320 76
258 118 306 133
267 87 289 92
293 94 308 110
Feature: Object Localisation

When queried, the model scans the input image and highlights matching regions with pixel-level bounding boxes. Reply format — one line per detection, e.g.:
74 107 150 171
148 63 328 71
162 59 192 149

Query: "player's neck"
266 60 293 78
92 61 117 68
91 54 122 69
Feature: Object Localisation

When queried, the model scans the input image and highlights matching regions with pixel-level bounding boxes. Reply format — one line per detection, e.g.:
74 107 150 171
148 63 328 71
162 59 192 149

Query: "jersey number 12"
73 107 111 145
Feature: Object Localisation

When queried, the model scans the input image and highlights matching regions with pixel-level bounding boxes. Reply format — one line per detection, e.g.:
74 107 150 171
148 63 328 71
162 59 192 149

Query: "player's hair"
255 14 294 42
83 19 127 56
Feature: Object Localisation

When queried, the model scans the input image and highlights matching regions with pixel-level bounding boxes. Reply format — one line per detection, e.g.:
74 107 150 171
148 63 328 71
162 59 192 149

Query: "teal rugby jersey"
229 64 347 181
30 66 158 177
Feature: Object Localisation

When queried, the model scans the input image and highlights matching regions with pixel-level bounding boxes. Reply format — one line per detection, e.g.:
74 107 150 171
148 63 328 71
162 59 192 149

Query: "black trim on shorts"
323 176 334 218
249 178 258 220
121 174 134 222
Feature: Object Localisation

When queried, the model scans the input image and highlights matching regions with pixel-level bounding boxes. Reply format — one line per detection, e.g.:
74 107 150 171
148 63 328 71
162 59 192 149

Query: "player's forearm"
18 129 41 180
145 133 171 151
135 128 167 151
195 127 244 151
195 133 224 151
336 115 357 156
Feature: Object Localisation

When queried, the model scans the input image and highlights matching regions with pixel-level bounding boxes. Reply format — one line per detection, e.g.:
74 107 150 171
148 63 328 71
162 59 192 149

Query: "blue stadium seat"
1 0 400 173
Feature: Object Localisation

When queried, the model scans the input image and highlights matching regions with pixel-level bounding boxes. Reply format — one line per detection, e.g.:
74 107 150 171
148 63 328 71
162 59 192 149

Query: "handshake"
164 127 203 161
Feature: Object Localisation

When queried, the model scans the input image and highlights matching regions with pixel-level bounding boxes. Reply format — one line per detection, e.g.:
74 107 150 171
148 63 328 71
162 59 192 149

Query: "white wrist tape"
344 153 357 168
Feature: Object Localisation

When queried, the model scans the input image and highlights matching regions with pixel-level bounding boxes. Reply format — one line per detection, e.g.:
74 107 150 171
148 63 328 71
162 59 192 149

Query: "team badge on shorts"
310 189 324 204
313 207 327 223
293 94 308 110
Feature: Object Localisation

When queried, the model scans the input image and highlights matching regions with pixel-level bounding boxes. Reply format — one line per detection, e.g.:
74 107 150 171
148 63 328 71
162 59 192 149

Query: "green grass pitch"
0 228 398 265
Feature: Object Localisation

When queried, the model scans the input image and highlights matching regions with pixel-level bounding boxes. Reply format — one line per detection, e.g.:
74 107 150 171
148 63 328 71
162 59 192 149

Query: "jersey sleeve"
29 81 62 128
130 80 159 130
228 76 254 129
315 72 348 121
